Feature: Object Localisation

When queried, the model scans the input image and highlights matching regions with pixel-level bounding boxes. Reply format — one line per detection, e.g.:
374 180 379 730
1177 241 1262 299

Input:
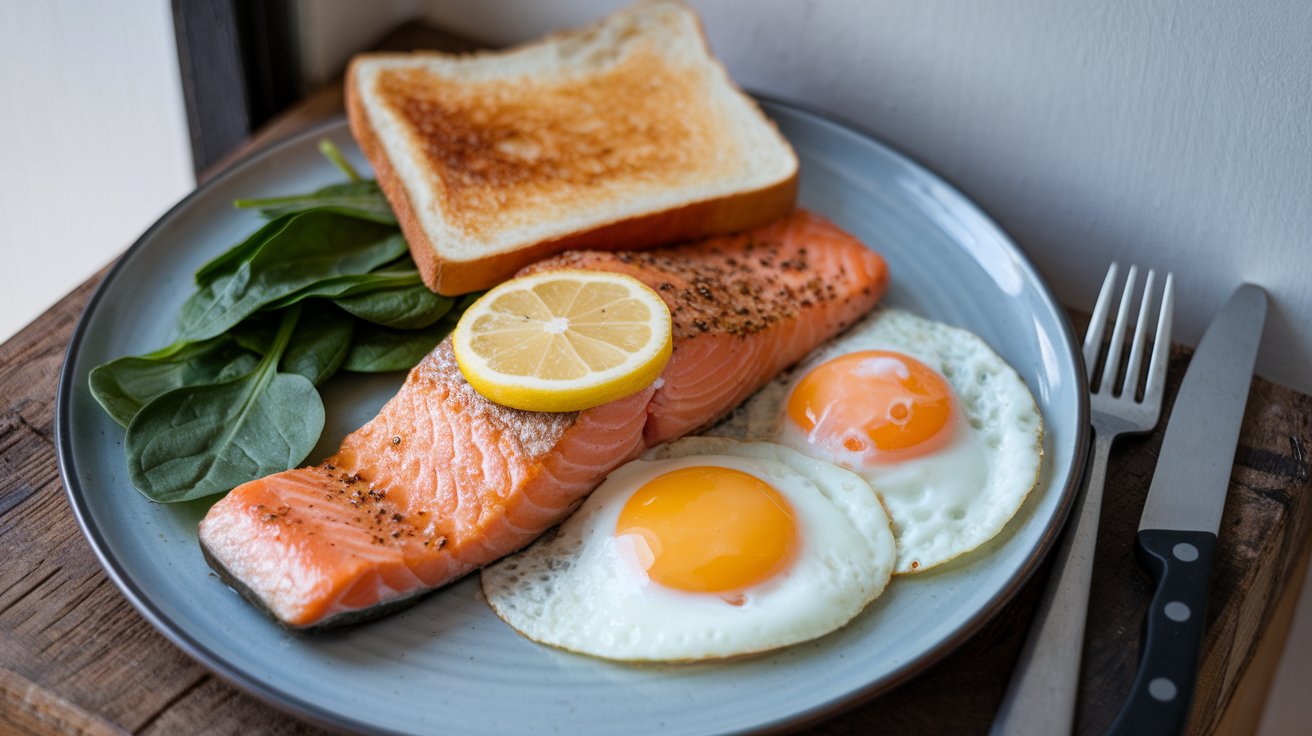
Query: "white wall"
297 0 419 86
0 1 193 341
308 0 1312 393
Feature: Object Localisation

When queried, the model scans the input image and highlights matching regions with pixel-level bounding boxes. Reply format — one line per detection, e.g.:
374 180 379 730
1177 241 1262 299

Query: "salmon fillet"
199 209 888 629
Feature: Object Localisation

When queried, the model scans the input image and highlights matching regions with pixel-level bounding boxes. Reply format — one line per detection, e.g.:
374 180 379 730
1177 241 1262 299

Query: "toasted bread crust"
345 1 799 296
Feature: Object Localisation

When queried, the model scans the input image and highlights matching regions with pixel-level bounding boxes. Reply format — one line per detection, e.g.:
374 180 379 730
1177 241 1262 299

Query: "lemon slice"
453 270 673 412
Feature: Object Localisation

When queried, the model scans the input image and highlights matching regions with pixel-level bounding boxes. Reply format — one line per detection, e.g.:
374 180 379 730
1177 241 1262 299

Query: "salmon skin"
198 209 889 629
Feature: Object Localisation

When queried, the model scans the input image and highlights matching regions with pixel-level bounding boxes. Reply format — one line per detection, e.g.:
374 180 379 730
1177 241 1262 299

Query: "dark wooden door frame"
172 0 303 176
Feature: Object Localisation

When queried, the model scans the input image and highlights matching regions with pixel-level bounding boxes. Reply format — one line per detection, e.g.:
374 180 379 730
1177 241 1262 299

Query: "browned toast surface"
369 49 735 238
346 1 798 295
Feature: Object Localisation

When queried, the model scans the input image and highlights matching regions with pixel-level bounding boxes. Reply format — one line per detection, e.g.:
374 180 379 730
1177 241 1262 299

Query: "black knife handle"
1106 529 1217 736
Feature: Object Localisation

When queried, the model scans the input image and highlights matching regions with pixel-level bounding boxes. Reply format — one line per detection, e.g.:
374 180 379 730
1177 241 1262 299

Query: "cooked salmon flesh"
198 209 889 628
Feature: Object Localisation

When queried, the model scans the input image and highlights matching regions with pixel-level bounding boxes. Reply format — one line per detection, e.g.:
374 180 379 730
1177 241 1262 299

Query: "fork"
990 263 1174 736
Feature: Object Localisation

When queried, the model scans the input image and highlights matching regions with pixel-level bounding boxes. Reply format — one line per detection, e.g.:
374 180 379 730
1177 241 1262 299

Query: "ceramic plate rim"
56 96 1089 735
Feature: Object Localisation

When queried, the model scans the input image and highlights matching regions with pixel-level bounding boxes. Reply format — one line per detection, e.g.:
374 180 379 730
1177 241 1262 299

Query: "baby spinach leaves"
90 142 477 503
281 305 354 385
343 319 453 372
231 142 395 224
89 336 260 428
335 283 454 329
233 181 397 225
176 216 404 342
341 293 480 371
126 306 324 503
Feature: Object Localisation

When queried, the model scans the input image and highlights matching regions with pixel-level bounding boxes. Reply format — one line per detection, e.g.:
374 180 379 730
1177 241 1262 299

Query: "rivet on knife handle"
1105 530 1216 736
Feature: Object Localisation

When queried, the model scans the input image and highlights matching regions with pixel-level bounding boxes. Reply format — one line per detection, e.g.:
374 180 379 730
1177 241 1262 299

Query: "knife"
1106 283 1267 736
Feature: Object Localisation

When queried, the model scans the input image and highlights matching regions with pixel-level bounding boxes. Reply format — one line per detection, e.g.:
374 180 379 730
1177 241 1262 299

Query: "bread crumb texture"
375 45 735 237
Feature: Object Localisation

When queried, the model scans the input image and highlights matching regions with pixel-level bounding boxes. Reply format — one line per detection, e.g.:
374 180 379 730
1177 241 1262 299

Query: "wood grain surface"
3 21 1309 736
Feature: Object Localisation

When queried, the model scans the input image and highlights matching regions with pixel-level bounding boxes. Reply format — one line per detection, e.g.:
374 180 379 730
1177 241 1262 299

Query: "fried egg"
481 437 895 662
715 309 1043 574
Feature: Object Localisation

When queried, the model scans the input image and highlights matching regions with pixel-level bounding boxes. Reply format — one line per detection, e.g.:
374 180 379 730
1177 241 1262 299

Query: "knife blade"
1107 283 1267 736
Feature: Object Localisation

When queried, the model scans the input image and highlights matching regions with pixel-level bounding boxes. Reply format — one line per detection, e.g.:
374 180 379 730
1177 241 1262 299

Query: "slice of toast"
346 0 799 295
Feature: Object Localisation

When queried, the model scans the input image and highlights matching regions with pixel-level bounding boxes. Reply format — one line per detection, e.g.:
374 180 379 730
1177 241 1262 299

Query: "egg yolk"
615 466 799 594
787 351 954 459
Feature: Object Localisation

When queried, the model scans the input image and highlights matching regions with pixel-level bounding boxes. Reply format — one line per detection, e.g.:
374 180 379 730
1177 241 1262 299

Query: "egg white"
714 309 1043 574
481 437 896 662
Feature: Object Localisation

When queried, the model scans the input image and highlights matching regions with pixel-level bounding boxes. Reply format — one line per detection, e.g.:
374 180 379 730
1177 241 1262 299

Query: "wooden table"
4 25 1311 736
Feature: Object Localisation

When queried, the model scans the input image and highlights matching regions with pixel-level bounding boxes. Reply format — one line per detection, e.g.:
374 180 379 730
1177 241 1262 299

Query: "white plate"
57 98 1088 735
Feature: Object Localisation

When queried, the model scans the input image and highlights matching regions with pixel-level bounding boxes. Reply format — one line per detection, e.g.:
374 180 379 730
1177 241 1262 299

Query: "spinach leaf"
342 318 456 372
230 312 279 355
281 305 354 385
89 336 259 427
233 181 396 225
126 307 323 503
193 214 299 287
176 214 405 342
199 140 390 283
260 265 425 311
334 283 454 329
232 141 393 222
229 304 353 385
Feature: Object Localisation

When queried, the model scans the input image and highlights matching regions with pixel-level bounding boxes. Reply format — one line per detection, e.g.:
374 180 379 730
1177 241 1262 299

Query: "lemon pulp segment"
453 271 673 412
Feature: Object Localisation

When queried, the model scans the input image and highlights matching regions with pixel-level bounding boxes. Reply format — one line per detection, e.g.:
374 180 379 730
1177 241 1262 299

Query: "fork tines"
1083 263 1175 402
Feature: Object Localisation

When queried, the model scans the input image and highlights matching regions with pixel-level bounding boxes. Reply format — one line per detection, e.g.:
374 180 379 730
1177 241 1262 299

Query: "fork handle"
990 432 1110 736
1105 529 1216 736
